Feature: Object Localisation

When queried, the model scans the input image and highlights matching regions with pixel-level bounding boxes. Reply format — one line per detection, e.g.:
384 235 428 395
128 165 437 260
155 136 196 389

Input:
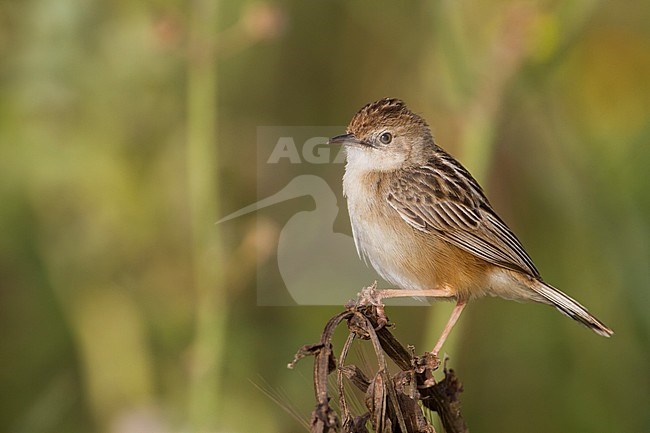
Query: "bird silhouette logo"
218 174 424 306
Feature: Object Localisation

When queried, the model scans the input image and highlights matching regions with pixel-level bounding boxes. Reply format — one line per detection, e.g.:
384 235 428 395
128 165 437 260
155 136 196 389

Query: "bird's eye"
379 132 392 144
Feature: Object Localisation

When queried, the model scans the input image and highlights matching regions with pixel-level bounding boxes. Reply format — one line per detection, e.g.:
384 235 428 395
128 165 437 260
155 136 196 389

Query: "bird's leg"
431 300 466 356
369 288 466 356
355 284 456 329
374 288 455 299
356 284 455 306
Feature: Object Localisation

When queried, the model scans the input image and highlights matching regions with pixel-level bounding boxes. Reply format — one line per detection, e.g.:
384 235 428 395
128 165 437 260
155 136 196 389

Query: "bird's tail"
531 280 613 337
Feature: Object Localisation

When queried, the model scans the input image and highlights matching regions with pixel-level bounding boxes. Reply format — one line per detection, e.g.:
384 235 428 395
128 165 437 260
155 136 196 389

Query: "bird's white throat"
344 145 408 173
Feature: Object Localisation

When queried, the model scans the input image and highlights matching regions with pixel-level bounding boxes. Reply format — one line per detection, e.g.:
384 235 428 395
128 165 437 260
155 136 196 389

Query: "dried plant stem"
290 302 468 433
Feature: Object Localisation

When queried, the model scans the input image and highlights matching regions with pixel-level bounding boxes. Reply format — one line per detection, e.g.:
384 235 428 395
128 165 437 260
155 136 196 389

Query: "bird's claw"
352 282 389 330
355 281 380 305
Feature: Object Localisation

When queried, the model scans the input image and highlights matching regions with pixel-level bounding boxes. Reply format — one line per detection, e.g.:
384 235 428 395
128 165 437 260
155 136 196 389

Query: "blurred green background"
1 1 649 432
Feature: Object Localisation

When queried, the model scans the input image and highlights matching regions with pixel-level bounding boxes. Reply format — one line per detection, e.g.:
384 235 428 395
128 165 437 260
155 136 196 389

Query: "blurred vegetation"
1 1 649 432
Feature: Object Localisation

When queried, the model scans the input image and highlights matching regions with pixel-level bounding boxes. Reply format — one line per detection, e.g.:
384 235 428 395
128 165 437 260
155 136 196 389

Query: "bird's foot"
355 281 381 306
347 281 389 329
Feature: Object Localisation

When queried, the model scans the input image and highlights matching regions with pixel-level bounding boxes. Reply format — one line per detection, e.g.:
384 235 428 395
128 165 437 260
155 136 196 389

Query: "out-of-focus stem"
186 0 225 431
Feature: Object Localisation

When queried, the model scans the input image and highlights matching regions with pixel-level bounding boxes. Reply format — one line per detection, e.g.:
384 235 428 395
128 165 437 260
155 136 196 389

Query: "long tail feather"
532 280 613 337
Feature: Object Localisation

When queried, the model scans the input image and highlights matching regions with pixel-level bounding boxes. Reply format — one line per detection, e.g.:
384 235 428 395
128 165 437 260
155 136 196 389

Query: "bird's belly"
351 213 439 290
350 208 489 299
354 223 422 289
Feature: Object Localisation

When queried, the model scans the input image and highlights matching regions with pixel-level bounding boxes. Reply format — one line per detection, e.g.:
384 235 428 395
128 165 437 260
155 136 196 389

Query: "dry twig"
289 301 468 433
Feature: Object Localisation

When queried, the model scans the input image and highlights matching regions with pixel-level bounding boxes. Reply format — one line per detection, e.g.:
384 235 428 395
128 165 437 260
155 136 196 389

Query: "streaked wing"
386 160 540 278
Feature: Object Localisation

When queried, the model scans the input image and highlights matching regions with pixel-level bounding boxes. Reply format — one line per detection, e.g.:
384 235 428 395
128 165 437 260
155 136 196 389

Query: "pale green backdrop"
1 1 649 432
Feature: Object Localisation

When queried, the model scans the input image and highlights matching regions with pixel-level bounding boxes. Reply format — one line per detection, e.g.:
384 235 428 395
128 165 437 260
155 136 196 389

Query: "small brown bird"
330 98 612 355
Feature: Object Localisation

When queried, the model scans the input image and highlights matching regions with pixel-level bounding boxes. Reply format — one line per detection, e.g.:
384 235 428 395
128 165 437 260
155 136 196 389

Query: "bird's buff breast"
344 169 441 291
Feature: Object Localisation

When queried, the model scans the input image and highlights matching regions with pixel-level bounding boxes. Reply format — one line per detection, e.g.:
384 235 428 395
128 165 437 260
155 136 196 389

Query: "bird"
329 97 612 355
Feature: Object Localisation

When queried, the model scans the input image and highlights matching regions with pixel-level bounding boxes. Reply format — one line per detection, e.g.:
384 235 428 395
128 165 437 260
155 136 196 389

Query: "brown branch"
289 303 469 433
289 310 352 433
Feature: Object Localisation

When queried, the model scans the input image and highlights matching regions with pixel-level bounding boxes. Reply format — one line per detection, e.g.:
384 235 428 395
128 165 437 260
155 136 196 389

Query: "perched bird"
329 98 612 355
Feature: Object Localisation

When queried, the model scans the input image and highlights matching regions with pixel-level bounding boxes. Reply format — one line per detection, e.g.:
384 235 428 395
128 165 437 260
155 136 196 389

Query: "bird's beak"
328 133 371 147
328 133 356 145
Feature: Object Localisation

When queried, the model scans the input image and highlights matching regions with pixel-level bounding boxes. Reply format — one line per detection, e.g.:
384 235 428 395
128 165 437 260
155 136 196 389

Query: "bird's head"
329 98 435 172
